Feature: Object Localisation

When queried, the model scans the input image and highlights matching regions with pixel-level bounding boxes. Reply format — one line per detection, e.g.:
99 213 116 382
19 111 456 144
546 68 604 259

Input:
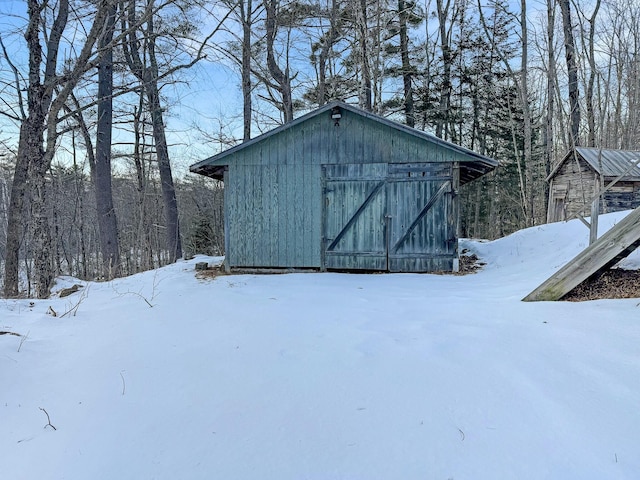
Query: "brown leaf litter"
563 269 640 301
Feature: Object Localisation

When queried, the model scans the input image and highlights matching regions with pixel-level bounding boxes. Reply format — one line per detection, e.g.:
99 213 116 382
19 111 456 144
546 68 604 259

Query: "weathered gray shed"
190 101 497 272
547 147 640 223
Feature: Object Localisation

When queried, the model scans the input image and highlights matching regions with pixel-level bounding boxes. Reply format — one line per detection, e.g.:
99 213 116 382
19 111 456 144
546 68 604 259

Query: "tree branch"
0 33 26 120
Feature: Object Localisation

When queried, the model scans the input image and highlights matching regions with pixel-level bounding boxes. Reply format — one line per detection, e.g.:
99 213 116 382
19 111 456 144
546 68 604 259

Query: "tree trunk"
358 0 372 111
4 121 40 297
544 0 556 222
520 0 534 225
146 13 182 262
30 160 54 298
94 1 120 278
559 0 581 146
122 0 182 262
264 0 294 122
133 97 155 270
584 0 601 147
436 0 452 140
240 0 252 140
398 0 414 127
4 0 64 298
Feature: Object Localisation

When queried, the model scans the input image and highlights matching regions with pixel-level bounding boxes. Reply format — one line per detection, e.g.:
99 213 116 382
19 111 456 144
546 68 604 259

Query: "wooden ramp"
523 207 640 301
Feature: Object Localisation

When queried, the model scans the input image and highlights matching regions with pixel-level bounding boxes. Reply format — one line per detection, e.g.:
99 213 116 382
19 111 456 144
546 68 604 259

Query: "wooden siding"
218 108 474 169
221 108 466 271
322 162 456 272
387 163 456 272
548 154 640 223
323 164 389 271
547 155 597 222
225 163 322 268
602 181 640 212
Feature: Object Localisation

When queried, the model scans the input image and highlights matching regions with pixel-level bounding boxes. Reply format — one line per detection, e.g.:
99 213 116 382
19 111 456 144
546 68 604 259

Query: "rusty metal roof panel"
576 147 640 178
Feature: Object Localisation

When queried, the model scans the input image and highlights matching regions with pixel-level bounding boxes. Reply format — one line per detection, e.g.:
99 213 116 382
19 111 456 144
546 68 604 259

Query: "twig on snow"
60 285 90 318
110 271 160 308
120 371 126 396
39 407 57 430
17 330 29 352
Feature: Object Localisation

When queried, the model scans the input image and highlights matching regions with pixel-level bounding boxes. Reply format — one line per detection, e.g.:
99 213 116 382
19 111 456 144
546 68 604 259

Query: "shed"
190 101 497 273
547 147 640 223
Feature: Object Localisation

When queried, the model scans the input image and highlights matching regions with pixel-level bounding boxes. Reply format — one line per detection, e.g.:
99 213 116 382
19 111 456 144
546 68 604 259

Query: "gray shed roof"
190 101 498 184
549 147 640 181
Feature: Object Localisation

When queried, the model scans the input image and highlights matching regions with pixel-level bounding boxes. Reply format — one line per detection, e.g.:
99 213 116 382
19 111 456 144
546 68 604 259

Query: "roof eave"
191 163 226 181
460 161 496 185
603 175 640 183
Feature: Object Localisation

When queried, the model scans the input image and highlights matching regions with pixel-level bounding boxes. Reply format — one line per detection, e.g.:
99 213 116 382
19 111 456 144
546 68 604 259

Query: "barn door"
323 163 455 272
387 164 455 272
323 164 388 270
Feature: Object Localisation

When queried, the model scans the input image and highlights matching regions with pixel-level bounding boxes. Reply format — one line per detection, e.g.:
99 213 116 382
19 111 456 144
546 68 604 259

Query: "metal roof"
190 101 498 184
549 147 640 180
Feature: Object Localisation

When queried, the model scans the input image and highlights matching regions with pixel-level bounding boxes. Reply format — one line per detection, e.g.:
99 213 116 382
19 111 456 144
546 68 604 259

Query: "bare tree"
476 0 534 225
543 0 557 219
3 0 112 298
398 0 415 126
264 0 294 122
94 1 121 278
315 0 343 106
122 0 183 263
240 0 255 139
574 0 601 147
435 0 453 139
357 0 373 110
559 0 581 146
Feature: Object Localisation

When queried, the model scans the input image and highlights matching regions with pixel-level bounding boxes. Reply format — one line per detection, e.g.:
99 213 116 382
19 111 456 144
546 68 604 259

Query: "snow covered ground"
2 211 640 480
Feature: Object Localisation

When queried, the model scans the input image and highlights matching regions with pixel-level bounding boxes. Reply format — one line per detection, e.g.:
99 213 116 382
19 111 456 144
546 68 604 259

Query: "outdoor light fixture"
331 106 342 126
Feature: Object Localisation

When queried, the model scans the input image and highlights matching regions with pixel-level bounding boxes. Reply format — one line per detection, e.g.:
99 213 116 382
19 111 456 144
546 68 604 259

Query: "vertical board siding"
267 161 278 263
451 162 461 269
226 161 322 268
276 165 288 265
387 163 454 272
249 166 259 265
324 164 388 270
323 162 455 272
227 163 240 266
290 163 300 265
222 107 469 271
241 166 252 265
223 168 232 267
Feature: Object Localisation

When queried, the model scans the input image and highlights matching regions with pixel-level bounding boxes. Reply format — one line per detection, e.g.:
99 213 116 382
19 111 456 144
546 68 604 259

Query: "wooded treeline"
1 0 640 297
0 162 224 296
0 0 224 297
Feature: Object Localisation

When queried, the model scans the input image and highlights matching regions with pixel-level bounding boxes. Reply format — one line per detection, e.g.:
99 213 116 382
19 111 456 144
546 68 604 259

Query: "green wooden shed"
190 101 497 272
